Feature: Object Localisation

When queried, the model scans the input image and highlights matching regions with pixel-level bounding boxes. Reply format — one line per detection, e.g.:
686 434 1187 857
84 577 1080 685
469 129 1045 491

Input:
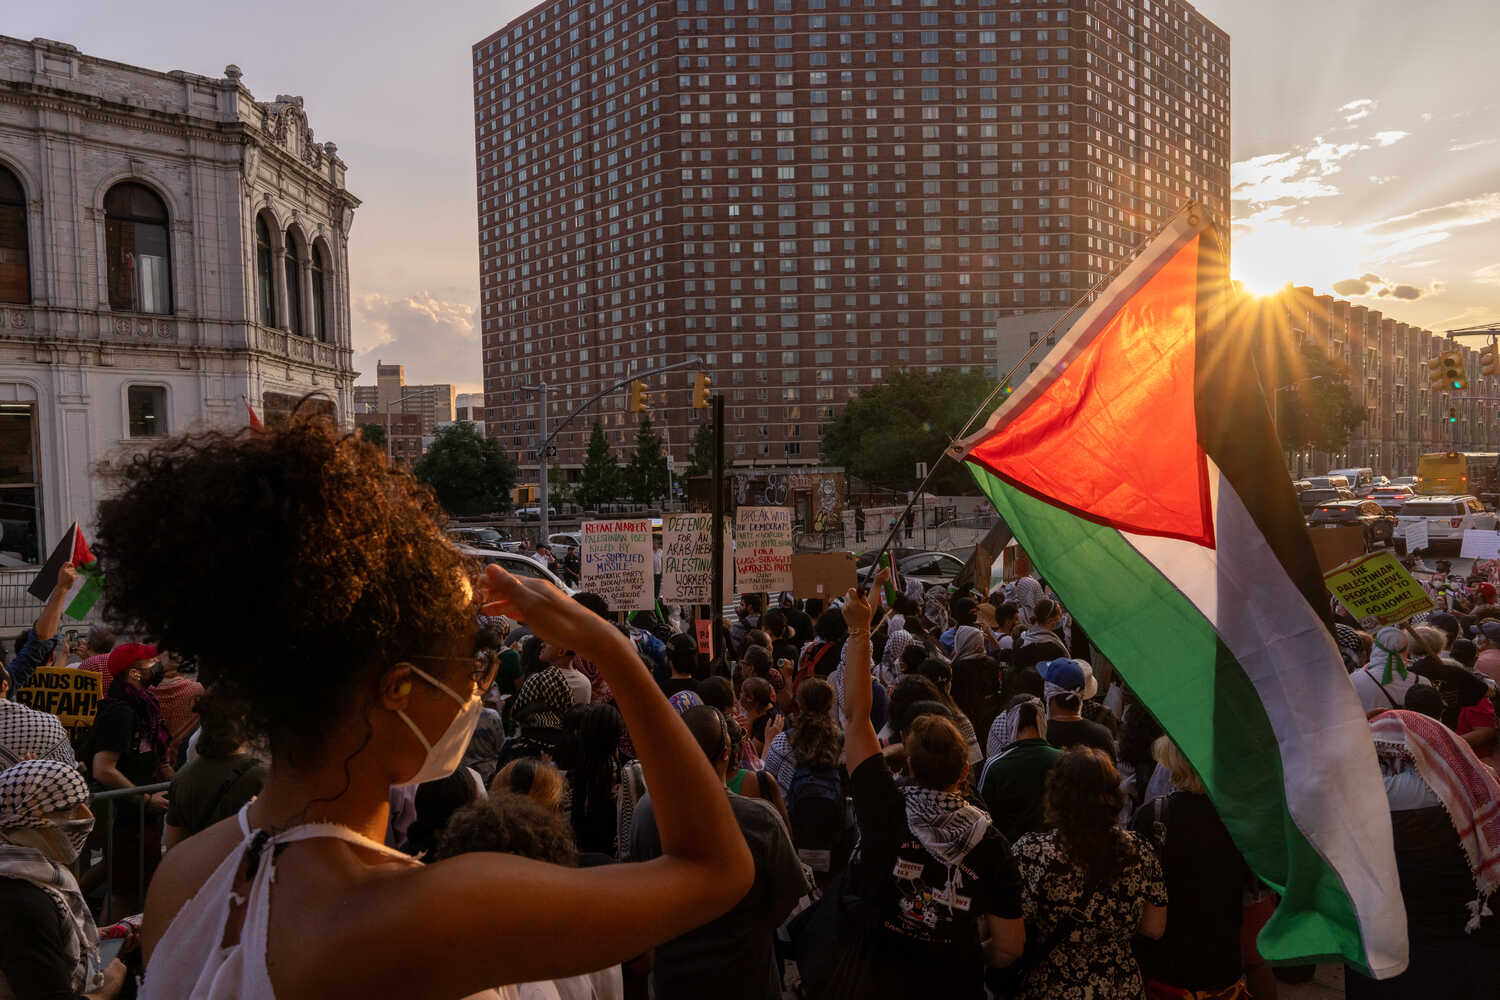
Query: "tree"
821 368 1003 495
1277 343 1364 454
412 423 517 517
627 415 670 506
686 422 715 478
576 420 623 509
358 423 387 449
547 464 577 508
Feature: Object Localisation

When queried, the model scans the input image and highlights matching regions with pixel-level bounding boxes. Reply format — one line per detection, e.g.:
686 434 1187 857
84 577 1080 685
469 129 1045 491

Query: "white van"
1328 467 1374 493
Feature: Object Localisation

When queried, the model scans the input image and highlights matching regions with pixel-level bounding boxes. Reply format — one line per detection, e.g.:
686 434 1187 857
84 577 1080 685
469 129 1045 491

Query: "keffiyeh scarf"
1372 709 1500 930
901 785 991 866
952 625 986 662
987 695 1042 757
0 761 101 995
0 700 74 769
512 667 572 730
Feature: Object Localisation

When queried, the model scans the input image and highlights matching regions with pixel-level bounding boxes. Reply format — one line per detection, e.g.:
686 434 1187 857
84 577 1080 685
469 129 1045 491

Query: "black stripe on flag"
28 522 79 603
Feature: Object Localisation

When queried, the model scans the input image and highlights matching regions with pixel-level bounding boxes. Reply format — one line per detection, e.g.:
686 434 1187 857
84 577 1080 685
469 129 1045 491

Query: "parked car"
856 550 966 588
446 526 508 550
456 546 575 594
1390 476 1418 489
1306 500 1398 548
517 506 558 521
1395 495 1499 552
548 532 582 553
1304 475 1351 491
1297 486 1356 515
1328 467 1375 494
1367 486 1416 513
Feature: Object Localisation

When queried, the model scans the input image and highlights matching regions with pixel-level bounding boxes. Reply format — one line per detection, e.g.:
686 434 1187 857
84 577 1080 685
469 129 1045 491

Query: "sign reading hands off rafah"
735 506 794 593
581 519 655 612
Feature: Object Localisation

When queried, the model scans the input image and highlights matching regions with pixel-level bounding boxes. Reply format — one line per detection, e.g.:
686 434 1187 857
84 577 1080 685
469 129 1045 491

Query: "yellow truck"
1416 452 1500 506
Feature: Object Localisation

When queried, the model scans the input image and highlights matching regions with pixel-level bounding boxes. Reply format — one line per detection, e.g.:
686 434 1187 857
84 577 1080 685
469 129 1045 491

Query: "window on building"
311 243 329 342
128 385 168 438
284 230 305 336
0 402 41 564
105 183 172 314
0 166 29 304
255 215 276 326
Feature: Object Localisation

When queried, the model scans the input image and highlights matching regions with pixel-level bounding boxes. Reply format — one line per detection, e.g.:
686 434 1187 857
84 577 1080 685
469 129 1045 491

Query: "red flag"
244 397 264 432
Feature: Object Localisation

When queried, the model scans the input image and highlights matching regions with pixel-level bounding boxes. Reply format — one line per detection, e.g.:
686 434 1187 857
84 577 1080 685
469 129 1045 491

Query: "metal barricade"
91 782 170 921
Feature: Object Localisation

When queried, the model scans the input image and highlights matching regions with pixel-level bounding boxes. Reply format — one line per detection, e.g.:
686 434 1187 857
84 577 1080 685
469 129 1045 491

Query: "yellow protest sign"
1323 550 1435 629
12 666 102 753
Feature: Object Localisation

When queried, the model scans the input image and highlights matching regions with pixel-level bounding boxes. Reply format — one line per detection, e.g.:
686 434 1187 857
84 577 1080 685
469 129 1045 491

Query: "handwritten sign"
1323 550 1435 630
1461 529 1500 560
581 519 655 612
695 617 714 657
13 666 102 752
661 513 733 606
735 506 794 594
1403 519 1430 554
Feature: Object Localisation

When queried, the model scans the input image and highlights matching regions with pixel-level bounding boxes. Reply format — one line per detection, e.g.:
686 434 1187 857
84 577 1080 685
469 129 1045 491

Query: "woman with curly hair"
113 416 752 999
1010 747 1167 1000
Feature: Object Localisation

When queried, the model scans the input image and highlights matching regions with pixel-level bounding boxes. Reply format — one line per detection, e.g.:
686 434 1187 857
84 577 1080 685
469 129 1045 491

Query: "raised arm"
35 563 78 644
841 572 884 772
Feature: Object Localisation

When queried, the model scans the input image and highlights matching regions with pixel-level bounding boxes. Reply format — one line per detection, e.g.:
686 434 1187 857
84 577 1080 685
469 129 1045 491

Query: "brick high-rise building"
474 0 1229 473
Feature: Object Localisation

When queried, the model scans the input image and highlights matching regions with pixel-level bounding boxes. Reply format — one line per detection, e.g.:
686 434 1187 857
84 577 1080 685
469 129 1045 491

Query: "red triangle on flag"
965 234 1214 548
71 527 96 568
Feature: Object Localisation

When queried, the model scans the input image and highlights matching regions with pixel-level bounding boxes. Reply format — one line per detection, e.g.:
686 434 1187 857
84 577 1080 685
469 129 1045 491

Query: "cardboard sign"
695 617 714 657
791 552 857 599
660 514 732 606
581 519 655 612
735 506 794 594
1403 519 1430 553
1323 550 1435 629
1308 524 1369 575
973 545 996 596
12 666 102 752
1461 529 1500 560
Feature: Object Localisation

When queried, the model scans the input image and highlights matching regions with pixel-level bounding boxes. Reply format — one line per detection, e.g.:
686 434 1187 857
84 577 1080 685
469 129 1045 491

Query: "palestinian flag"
952 208 1406 977
28 522 104 620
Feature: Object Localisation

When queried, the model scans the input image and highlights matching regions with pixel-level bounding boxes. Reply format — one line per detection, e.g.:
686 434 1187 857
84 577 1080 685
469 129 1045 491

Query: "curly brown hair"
790 678 842 770
434 793 579 866
93 416 473 763
1043 747 1128 880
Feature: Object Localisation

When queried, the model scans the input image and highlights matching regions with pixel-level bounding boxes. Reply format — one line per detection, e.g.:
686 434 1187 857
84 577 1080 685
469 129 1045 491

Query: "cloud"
1371 131 1409 147
1360 272 1383 282
1340 99 1376 123
1368 175 1396 185
1329 272 1445 301
1333 277 1377 296
1383 285 1424 300
1365 193 1500 238
1232 124 1415 213
1450 138 1499 153
351 291 480 392
1477 263 1500 285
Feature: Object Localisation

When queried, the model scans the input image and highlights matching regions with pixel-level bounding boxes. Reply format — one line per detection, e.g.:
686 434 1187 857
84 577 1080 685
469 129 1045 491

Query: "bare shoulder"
142 814 248 960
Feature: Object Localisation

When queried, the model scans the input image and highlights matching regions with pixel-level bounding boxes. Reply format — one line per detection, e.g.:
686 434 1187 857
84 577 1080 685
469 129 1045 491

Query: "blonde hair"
1151 734 1205 795
490 758 566 809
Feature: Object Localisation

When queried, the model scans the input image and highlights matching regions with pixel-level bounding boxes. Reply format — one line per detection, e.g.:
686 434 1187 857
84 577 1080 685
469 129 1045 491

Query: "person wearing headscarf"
987 694 1044 758
879 627 918 689
0 759 126 999
1346 710 1500 999
1335 624 1368 673
1038 658 1115 760
494 659 574 768
1350 627 1431 715
1006 576 1045 626
0 658 74 770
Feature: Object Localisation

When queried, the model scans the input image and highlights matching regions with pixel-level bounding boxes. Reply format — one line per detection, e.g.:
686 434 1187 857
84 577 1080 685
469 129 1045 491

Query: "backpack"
793 640 838 693
785 764 854 882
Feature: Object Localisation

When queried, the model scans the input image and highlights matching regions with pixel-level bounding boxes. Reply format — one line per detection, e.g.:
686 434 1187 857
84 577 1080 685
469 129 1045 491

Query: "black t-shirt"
1046 718 1116 760
1130 792 1248 991
659 676 699 698
847 755 1023 1000
89 698 159 787
166 752 268 836
0 877 87 1000
1409 654 1490 729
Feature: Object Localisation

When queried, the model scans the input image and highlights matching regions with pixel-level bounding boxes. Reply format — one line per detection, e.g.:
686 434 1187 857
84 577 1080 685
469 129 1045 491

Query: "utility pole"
710 392 726 654
524 381 552 543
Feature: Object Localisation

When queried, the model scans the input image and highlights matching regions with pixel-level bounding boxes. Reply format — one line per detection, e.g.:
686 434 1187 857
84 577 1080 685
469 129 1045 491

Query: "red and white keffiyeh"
1372 709 1500 928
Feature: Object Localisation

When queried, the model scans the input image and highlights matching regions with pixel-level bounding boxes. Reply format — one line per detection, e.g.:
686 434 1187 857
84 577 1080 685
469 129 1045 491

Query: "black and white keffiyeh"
0 700 75 770
0 758 88 829
901 785 991 866
512 666 572 730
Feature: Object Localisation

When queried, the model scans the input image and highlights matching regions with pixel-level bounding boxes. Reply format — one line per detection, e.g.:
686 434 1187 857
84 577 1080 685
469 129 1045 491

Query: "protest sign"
13 666 102 753
791 552 857 599
1460 529 1500 560
661 513 733 606
1403 519 1429 554
1323 550 1435 629
581 519 655 611
973 545 996 596
735 506 794 593
695 617 713 657
1308 524 1369 575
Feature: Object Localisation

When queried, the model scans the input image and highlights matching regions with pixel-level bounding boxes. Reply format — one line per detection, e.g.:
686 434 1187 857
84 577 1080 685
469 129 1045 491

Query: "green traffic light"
1453 380 1463 389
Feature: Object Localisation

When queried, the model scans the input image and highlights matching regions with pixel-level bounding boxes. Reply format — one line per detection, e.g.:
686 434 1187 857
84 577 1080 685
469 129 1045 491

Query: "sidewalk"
1281 965 1344 998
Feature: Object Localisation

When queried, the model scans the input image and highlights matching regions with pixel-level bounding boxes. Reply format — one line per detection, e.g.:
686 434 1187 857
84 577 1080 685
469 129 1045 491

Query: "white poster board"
581 519 655 612
734 506 794 594
1461 529 1500 560
1403 519 1429 554
660 513 733 606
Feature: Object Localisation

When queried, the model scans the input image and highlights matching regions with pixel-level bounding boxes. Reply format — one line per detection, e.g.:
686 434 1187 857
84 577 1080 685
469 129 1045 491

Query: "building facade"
0 36 358 575
353 359 456 436
355 410 424 466
474 0 1229 474
1258 285 1499 478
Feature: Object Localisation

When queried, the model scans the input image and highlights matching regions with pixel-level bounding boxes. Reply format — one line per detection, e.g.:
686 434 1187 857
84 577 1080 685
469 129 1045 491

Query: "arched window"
255 215 275 326
0 166 29 304
104 182 172 314
284 229 304 336
310 243 328 342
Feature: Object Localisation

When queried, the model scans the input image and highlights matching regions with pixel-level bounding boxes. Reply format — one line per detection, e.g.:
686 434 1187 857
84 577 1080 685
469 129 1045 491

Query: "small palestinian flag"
244 396 264 432
951 207 1406 977
28 522 104 620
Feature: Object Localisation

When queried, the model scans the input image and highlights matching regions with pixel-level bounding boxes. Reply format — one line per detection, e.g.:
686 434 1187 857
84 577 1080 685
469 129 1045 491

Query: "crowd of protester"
1 419 1499 999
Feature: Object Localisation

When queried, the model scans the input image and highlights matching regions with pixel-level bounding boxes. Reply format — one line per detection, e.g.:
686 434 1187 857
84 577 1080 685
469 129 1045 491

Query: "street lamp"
523 382 553 542
385 388 436 465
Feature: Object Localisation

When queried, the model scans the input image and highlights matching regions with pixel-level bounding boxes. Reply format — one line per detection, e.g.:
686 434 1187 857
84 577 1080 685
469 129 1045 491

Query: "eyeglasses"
411 649 501 692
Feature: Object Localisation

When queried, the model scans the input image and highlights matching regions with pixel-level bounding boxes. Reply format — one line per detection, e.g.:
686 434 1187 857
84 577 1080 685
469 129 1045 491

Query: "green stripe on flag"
65 564 102 620
972 466 1369 972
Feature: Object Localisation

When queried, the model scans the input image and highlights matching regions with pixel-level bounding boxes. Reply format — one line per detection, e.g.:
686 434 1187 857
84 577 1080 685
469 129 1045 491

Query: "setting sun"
1231 219 1374 297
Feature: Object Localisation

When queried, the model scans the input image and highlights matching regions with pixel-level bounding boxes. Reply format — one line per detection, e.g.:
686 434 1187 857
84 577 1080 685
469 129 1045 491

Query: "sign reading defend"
1323 550 1435 630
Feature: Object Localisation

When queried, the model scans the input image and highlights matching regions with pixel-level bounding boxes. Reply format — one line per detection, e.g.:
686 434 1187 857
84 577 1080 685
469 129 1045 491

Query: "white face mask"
398 665 482 786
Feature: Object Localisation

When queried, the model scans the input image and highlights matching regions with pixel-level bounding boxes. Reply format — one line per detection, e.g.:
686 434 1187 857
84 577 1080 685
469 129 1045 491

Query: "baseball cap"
106 642 158 681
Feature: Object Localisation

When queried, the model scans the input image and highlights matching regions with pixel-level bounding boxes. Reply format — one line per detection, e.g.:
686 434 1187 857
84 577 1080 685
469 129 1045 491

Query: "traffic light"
1441 348 1468 391
628 380 649 413
1481 340 1500 377
1449 408 1459 423
1427 355 1447 391
692 371 712 409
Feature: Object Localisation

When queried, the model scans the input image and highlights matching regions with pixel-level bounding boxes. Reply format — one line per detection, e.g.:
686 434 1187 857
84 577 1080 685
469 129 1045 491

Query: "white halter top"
141 804 513 1000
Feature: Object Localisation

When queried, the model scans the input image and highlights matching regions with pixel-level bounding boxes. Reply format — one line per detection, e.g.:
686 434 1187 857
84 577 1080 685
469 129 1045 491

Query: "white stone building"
0 37 358 603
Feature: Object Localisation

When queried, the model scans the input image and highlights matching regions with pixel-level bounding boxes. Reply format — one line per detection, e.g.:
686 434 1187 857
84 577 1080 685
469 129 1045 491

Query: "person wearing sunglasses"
92 416 752 1000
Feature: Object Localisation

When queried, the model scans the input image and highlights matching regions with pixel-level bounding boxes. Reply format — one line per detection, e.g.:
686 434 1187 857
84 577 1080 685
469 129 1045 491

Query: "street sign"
666 454 676 472
916 462 929 479
545 445 558 458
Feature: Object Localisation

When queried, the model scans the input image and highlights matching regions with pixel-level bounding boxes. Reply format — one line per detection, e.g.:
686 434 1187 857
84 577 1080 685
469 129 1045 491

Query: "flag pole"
858 202 1203 595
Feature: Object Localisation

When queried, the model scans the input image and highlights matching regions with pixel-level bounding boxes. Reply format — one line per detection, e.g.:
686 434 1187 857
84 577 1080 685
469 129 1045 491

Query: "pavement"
1280 966 1345 998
